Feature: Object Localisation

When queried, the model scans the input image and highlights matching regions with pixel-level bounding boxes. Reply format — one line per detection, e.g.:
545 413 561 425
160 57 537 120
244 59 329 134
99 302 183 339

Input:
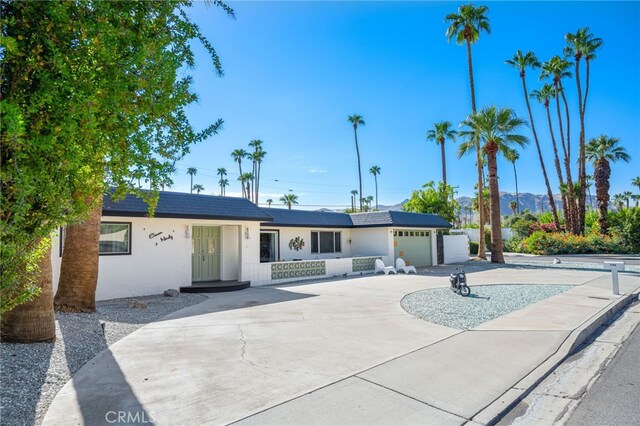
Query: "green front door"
192 226 221 282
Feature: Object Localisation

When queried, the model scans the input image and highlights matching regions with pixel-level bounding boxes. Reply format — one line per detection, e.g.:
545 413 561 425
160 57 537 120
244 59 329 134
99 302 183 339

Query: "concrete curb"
471 287 640 425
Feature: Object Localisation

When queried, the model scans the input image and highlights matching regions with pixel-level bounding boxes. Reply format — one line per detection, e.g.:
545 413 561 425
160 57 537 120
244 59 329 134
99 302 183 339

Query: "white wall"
443 234 470 264
451 228 513 242
52 217 260 300
269 227 352 261
350 228 392 259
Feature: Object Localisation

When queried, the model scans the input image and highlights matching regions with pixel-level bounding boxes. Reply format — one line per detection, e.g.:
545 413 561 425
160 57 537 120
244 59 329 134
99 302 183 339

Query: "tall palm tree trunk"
485 143 504 263
512 161 519 214
353 127 363 211
55 196 103 312
189 175 193 194
440 139 447 185
595 159 611 234
466 39 486 260
237 162 244 198
374 175 379 210
554 82 576 233
1 239 56 342
520 74 559 227
545 104 568 222
575 58 587 234
559 82 579 234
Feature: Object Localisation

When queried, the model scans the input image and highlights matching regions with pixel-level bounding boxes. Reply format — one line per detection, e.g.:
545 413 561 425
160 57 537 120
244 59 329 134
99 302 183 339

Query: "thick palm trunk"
520 74 559 228
440 140 447 185
595 159 611 234
485 143 504 263
575 57 587 234
466 39 486 259
353 126 363 211
55 196 103 312
1 240 56 342
545 104 568 223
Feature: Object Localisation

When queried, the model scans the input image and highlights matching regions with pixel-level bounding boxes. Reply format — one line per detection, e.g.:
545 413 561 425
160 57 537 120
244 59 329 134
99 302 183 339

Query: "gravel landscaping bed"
401 284 573 330
0 293 207 426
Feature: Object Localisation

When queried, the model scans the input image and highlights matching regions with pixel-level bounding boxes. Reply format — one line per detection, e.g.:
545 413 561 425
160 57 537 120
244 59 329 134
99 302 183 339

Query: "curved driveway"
43 267 638 425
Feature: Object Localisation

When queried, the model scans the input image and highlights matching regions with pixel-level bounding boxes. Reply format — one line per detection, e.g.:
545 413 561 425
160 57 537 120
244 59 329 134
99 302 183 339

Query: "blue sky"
174 1 640 209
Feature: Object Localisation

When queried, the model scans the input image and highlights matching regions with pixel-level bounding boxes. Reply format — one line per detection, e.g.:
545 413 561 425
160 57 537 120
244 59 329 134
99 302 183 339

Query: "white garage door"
393 229 432 267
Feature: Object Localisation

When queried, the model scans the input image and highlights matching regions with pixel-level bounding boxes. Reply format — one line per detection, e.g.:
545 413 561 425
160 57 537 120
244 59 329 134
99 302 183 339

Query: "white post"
603 261 625 296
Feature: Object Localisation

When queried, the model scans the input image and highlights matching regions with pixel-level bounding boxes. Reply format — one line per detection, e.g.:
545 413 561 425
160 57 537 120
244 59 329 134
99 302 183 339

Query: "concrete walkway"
43 268 639 425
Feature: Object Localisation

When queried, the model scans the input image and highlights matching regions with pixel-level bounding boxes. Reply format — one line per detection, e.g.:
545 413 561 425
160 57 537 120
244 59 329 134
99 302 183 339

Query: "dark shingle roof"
103 191 272 222
350 211 452 228
260 208 451 229
260 208 354 228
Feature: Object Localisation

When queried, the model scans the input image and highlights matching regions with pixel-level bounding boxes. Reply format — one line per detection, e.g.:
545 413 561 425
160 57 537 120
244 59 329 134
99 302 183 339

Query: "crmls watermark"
105 411 155 424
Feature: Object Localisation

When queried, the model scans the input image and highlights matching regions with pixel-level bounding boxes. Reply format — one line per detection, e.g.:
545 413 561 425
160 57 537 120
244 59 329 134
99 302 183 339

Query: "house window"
59 222 132 256
260 230 279 262
311 231 341 254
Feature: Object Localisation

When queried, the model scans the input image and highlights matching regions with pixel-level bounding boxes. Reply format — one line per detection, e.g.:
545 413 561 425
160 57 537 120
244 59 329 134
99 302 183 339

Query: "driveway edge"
472 287 640 425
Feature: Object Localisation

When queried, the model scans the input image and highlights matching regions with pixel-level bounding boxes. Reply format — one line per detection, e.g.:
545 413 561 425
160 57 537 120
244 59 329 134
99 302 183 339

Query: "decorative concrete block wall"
271 260 326 280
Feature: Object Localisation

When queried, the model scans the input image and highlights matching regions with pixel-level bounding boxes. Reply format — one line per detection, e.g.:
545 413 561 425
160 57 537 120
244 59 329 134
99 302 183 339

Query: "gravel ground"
401 284 573 330
0 293 207 426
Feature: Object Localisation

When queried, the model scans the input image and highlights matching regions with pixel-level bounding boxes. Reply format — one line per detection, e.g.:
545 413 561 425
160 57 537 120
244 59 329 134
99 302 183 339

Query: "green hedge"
518 231 629 255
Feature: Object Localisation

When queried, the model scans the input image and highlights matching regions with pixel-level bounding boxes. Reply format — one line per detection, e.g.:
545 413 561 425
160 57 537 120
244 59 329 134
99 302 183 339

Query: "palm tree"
193 184 205 194
504 149 521 215
445 3 490 259
585 174 594 210
347 114 365 211
566 27 603 233
612 193 625 211
530 84 568 219
218 178 229 196
187 167 198 194
426 121 457 185
632 194 640 208
251 147 266 204
585 135 631 234
506 50 559 228
280 193 299 210
266 199 273 208
460 106 528 263
350 189 358 212
622 191 634 210
364 195 374 211
632 176 640 193
0 239 56 342
509 200 517 216
248 140 263 202
369 165 381 210
239 172 253 200
54 196 103 313
217 167 227 195
231 149 248 198
541 56 577 233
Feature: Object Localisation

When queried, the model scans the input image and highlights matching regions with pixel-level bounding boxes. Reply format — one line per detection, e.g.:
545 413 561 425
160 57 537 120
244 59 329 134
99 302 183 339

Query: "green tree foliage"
403 181 460 224
609 207 640 253
1 1 233 313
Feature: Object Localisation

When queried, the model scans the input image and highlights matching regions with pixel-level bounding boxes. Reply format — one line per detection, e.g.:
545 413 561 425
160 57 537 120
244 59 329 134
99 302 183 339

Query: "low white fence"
443 235 470 264
246 255 390 286
451 228 513 242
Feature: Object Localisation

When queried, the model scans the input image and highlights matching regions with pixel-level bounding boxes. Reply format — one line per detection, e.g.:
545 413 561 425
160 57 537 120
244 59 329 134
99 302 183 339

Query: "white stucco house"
51 191 459 300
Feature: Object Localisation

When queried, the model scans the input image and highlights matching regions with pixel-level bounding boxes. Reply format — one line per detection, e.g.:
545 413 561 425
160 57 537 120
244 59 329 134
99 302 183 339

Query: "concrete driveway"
43 268 639 425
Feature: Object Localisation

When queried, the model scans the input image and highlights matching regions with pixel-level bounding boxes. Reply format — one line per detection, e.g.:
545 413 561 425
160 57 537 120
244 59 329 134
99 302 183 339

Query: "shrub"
519 231 629 255
609 207 640 253
470 241 479 255
509 215 537 239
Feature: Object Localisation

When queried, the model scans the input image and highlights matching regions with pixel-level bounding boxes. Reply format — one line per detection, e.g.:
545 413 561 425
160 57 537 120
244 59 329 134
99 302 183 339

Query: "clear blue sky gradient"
174 1 640 209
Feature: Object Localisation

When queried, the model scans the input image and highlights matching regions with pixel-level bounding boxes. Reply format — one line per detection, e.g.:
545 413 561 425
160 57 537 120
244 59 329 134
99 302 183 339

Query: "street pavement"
503 253 640 266
566 318 640 426
42 268 639 425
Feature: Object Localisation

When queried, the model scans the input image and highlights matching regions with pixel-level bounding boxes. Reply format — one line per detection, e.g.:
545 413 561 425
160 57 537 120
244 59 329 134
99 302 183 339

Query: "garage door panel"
393 230 432 267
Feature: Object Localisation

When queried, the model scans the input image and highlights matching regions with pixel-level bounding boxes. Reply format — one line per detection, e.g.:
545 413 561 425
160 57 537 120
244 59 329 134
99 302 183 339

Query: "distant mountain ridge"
317 193 595 216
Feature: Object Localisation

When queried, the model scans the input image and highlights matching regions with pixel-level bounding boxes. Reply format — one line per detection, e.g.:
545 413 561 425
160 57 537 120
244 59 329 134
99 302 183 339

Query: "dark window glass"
319 232 334 253
311 231 319 253
334 232 341 252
